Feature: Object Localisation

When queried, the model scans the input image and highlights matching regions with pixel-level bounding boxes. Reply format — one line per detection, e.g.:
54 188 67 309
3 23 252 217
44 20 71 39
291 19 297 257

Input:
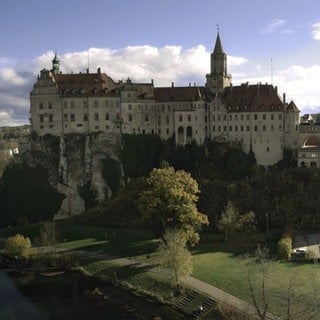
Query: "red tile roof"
53 71 117 96
154 86 205 102
224 83 283 112
303 135 320 147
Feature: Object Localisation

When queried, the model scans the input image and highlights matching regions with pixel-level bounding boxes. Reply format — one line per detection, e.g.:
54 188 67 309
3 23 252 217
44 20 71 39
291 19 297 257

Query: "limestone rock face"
54 183 85 220
17 132 122 220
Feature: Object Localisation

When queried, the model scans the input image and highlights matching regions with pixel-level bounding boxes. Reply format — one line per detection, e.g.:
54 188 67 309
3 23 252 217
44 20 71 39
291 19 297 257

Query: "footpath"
70 250 280 320
0 238 279 319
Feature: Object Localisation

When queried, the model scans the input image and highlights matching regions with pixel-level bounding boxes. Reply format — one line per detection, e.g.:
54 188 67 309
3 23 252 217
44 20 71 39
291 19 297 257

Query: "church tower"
206 31 232 93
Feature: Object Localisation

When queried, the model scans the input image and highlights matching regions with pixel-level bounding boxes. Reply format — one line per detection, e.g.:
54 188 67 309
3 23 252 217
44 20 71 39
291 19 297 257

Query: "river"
0 271 186 320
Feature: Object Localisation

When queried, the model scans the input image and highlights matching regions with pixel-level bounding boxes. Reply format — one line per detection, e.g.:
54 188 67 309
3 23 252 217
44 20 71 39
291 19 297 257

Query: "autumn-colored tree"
137 165 208 245
158 228 192 292
218 201 256 242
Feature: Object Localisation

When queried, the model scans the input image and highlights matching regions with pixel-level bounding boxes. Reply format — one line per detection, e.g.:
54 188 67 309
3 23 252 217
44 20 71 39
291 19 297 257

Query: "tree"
4 234 31 259
0 162 64 227
137 165 208 245
218 201 256 242
158 229 192 293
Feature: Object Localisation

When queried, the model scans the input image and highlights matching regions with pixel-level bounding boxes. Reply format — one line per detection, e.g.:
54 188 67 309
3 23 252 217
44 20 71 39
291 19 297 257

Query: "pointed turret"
52 51 60 75
206 30 232 93
213 32 224 54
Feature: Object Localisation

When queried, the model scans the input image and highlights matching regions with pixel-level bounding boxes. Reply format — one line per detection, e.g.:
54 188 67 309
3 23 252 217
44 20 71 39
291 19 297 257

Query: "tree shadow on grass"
94 263 155 281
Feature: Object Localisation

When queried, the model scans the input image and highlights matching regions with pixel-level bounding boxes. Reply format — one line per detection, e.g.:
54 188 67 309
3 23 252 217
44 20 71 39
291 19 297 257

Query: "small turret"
52 51 60 74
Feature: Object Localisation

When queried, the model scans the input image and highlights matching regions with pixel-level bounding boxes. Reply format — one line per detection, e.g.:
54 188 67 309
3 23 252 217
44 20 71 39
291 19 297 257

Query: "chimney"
151 79 154 85
283 93 286 104
171 82 174 88
97 67 101 74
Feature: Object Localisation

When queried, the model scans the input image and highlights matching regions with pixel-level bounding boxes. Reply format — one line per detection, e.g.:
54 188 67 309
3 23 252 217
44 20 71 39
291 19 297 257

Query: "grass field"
1 221 320 318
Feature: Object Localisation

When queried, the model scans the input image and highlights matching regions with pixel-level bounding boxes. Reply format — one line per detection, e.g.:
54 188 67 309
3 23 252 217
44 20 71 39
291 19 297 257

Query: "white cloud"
261 19 286 34
1 44 320 127
312 22 320 40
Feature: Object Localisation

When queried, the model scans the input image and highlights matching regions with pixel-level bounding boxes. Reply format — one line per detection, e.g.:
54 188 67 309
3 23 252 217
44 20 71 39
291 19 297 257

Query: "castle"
30 32 302 166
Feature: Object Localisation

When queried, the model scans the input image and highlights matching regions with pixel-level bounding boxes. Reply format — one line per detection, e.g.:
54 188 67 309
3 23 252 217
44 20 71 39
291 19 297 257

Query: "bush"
4 234 31 258
38 221 59 247
277 236 292 260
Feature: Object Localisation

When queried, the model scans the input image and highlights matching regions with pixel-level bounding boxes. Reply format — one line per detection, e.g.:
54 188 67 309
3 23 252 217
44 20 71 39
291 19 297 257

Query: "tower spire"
52 50 60 74
206 27 232 93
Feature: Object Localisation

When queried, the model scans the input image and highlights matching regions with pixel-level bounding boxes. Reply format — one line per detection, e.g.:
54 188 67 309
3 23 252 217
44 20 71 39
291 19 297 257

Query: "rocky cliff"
18 132 122 219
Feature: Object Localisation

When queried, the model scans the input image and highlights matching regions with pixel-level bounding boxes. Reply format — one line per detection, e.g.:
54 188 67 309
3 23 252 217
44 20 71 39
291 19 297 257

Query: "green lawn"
1 221 320 318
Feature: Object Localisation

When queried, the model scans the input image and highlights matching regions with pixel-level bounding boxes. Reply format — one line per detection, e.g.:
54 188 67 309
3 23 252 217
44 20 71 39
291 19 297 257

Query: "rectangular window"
235 115 238 121
187 114 191 122
229 126 232 131
94 101 99 108
145 114 149 122
246 125 250 131
116 112 120 120
64 101 68 109
39 102 43 110
128 104 132 110
218 115 221 121
94 113 99 121
83 113 88 121
229 114 232 121
83 101 88 108
235 126 238 132
166 128 169 134
263 114 266 120
48 102 52 109
271 114 274 120
128 114 132 122
39 115 44 123
246 114 250 120
70 114 75 122
166 115 169 125
64 114 68 121
71 101 75 109
212 115 215 121
254 125 258 131
179 115 183 122
271 125 274 131
254 114 258 120
262 125 266 131
279 114 282 120
49 114 53 123
105 113 109 120
240 114 244 121
240 126 243 132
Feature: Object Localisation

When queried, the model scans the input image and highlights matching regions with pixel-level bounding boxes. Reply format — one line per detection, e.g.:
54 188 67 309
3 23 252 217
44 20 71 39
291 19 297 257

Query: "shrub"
38 221 59 247
277 236 292 260
4 234 31 258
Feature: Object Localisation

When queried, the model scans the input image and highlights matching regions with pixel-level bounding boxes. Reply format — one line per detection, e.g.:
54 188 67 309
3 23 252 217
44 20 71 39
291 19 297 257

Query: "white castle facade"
30 33 301 166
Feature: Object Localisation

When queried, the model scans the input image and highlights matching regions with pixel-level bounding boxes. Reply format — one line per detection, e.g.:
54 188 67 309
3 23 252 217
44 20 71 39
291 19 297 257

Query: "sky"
1 0 320 126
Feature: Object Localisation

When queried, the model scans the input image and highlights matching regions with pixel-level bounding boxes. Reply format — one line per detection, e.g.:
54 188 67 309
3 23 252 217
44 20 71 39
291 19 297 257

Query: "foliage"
0 162 64 227
158 229 192 292
38 220 59 247
101 157 122 195
4 234 31 258
120 134 161 179
277 236 292 260
84 178 147 228
217 201 257 242
137 166 208 245
78 181 99 209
